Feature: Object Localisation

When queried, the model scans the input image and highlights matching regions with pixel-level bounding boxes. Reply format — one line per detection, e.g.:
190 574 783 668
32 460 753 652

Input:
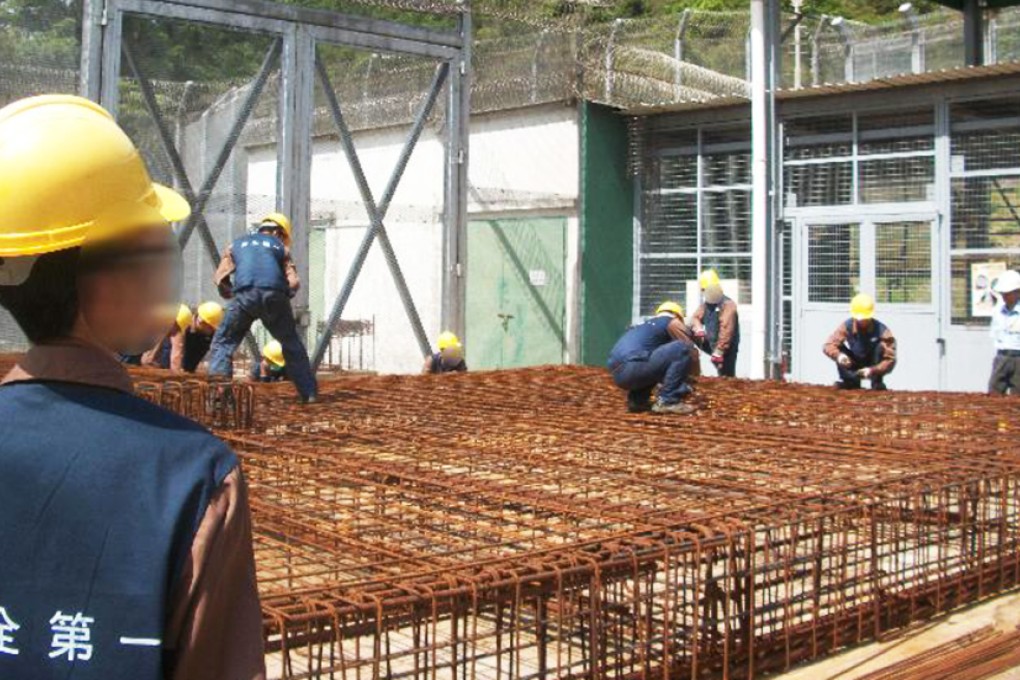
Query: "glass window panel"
951 177 1020 250
641 192 697 254
859 157 934 203
702 190 751 253
808 223 859 303
951 253 1020 326
784 162 853 207
638 257 698 316
875 222 931 304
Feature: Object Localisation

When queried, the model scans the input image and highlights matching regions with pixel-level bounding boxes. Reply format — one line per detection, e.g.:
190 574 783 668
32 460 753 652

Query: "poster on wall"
684 279 741 320
971 261 1007 318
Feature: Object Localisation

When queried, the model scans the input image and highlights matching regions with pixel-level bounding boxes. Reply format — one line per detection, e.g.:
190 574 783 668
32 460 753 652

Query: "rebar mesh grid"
212 367 1020 679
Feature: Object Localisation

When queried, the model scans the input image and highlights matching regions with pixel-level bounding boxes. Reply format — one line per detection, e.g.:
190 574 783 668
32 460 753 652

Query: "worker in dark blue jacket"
0 95 264 680
208 213 317 403
607 302 700 415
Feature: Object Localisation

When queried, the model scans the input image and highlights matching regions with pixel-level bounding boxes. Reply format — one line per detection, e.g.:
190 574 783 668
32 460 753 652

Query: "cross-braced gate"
80 0 470 370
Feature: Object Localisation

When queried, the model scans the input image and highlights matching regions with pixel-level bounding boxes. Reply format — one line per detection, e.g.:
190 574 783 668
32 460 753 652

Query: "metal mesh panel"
876 221 932 304
950 96 1020 173
859 156 935 204
702 190 751 253
641 190 697 254
952 177 1020 250
637 258 697 316
807 223 860 304
785 162 854 207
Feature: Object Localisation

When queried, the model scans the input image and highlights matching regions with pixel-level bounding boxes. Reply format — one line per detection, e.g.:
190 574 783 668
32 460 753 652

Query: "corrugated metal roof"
624 61 1020 116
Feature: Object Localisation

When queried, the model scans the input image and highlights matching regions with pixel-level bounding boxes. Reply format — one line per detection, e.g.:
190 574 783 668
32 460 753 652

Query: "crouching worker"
142 301 223 373
0 96 264 679
251 340 288 383
423 331 467 374
208 213 317 403
607 302 699 415
823 293 896 390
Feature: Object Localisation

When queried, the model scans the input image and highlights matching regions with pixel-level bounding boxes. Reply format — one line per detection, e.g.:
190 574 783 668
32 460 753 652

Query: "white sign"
971 261 1007 318
529 270 548 287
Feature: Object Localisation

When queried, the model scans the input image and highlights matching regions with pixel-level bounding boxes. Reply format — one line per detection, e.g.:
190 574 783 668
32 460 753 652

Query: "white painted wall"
247 102 580 374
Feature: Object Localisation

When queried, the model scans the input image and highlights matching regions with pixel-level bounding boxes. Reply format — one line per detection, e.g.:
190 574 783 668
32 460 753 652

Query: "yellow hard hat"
437 331 462 351
699 269 721 290
850 293 875 321
656 301 684 318
0 95 190 258
175 304 194 333
263 340 285 368
260 212 292 246
196 301 224 329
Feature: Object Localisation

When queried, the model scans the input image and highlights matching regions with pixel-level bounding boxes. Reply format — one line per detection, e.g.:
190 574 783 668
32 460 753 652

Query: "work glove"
711 352 725 366
857 368 872 380
837 355 852 368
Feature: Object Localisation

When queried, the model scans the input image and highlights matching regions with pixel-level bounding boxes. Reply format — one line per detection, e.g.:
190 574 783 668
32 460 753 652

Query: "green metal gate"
466 217 566 369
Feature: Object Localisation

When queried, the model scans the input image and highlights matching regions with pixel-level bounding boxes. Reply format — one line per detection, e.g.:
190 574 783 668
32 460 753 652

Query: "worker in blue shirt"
989 270 1020 395
0 95 264 679
607 302 700 415
423 331 468 374
208 213 317 403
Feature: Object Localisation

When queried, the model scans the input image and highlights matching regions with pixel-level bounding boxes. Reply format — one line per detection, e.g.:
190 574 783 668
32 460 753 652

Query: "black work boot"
627 396 652 413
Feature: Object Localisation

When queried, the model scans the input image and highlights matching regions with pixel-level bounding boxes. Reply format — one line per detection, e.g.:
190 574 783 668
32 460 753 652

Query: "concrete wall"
247 102 580 374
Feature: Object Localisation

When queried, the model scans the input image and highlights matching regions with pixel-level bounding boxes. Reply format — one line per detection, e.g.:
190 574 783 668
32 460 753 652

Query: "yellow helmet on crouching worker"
196 301 224 329
437 331 462 352
656 301 684 318
850 293 875 321
0 95 190 258
263 340 285 368
259 213 292 246
175 304 194 333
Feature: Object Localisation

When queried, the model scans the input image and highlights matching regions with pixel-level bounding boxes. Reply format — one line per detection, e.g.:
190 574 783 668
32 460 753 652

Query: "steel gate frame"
80 0 470 370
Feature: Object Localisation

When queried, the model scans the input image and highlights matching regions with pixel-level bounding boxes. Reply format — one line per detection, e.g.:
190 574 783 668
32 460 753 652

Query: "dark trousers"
715 347 738 378
612 341 693 405
989 353 1020 395
835 345 886 390
208 288 318 400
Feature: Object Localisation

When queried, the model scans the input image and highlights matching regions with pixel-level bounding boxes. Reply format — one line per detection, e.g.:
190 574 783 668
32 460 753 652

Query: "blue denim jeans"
611 340 693 405
208 288 318 400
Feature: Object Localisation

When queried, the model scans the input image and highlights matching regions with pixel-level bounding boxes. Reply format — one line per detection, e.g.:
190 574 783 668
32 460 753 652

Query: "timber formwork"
204 367 1020 680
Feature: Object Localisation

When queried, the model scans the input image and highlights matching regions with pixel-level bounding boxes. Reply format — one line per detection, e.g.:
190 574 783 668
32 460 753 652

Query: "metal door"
466 218 566 369
795 214 941 390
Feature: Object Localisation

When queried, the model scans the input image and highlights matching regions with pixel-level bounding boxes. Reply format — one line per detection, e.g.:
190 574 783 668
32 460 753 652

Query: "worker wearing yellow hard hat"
690 269 741 377
989 269 1020 395
208 211 317 403
0 96 264 675
606 301 700 415
822 293 897 390
423 331 468 374
140 301 224 373
252 339 289 383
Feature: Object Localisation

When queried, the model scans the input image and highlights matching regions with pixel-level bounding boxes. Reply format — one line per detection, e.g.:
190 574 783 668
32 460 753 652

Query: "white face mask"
704 286 724 305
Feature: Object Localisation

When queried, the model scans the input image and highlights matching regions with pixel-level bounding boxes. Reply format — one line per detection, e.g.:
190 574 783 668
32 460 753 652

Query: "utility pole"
750 0 781 379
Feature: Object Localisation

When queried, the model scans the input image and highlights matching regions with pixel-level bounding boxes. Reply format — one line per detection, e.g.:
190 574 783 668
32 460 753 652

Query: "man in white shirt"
989 269 1020 395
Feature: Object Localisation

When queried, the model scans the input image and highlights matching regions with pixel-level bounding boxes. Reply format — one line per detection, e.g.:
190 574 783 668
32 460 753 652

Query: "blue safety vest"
0 382 237 678
608 315 674 368
430 352 467 374
231 233 288 293
842 318 888 364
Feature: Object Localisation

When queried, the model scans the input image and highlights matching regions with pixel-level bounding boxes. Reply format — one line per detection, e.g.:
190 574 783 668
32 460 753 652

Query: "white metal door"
795 214 941 390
